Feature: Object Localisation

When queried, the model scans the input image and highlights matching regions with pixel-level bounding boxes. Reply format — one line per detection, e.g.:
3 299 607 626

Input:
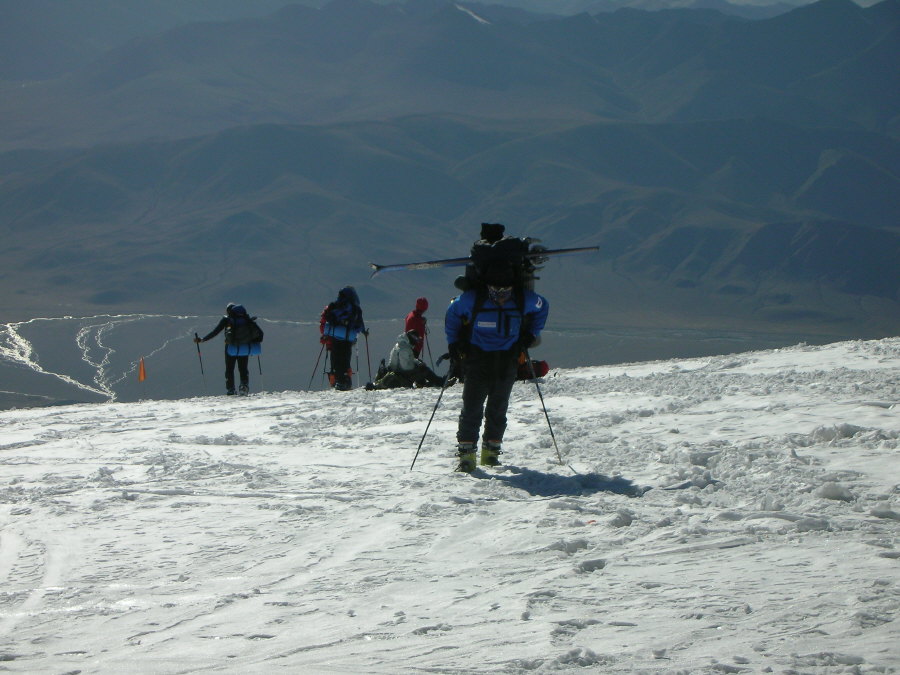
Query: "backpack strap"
458 286 488 348
513 287 530 352
462 284 528 345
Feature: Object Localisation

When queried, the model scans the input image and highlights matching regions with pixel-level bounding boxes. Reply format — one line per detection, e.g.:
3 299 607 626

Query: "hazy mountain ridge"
0 0 815 83
1 0 896 151
510 0 808 18
1 116 897 333
0 0 897 339
0 0 310 81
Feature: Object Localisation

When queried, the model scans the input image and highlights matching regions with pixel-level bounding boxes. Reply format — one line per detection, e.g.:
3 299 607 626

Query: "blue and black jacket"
445 288 548 352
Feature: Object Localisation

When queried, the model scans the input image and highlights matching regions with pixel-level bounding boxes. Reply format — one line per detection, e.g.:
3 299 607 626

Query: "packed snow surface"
1 339 898 673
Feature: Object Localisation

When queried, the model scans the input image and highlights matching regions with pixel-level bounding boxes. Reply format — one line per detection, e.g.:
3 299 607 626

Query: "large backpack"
225 305 263 345
326 301 355 326
471 236 532 285
457 235 537 292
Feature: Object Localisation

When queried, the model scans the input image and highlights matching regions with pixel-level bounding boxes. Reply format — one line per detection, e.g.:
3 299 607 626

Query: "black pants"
457 347 518 443
225 353 249 392
330 340 353 387
413 363 444 388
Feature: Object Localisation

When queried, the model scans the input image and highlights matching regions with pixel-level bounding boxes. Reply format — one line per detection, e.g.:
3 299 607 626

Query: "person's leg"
457 359 490 444
330 341 352 389
422 364 445 387
481 352 518 465
224 353 237 394
455 352 492 472
237 355 250 394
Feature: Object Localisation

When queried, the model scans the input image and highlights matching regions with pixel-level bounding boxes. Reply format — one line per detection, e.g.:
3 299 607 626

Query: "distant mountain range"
2 0 896 149
0 0 898 340
0 0 812 81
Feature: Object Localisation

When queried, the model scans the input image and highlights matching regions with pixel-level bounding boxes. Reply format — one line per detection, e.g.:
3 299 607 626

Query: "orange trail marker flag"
138 357 147 382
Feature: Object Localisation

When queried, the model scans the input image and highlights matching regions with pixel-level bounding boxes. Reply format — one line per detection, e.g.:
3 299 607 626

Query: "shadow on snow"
478 465 648 498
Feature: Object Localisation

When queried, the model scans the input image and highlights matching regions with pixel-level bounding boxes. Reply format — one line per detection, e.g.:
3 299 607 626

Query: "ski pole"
257 355 264 391
324 349 332 388
525 349 564 465
194 333 205 374
194 333 207 390
307 343 326 391
410 372 452 471
363 331 372 382
425 331 435 370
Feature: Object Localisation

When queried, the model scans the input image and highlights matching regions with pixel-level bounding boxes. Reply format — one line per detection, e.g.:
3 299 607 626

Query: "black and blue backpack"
225 304 264 345
456 224 537 292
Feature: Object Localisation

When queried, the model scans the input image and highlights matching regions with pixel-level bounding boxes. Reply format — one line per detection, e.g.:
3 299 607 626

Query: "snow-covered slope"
1 339 898 673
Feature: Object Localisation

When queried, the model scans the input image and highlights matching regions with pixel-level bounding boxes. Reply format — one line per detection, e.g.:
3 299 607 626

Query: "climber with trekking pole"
381 224 594 471
194 303 264 396
319 286 367 391
444 238 549 473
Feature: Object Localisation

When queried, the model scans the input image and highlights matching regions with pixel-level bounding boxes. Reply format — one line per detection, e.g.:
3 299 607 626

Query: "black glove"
448 342 466 362
518 332 536 350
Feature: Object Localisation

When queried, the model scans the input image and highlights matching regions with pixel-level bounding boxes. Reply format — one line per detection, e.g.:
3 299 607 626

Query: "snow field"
0 339 898 673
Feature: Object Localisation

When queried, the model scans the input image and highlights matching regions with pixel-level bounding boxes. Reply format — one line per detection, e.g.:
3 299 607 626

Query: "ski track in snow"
1 314 188 402
0 339 898 673
1 318 109 399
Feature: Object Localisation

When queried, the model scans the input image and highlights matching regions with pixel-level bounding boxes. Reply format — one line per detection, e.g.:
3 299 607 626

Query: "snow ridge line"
1 314 184 401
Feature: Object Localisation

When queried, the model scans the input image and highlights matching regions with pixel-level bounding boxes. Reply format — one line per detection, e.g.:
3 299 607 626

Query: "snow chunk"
758 494 784 511
189 433 247 446
609 509 634 528
411 623 452 635
553 618 602 633
810 423 865 443
575 558 606 574
795 517 830 532
546 538 589 555
553 647 611 667
793 652 865 667
815 482 855 501
870 502 900 520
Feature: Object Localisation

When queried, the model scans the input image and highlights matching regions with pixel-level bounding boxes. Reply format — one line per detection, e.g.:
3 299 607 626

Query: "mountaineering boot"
226 387 236 396
480 440 502 467
239 383 249 396
456 442 477 473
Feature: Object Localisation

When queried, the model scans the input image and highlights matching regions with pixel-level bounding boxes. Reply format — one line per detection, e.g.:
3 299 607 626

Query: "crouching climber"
366 331 446 390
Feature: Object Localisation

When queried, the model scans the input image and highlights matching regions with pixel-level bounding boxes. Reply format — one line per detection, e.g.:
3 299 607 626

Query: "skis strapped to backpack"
369 244 598 277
